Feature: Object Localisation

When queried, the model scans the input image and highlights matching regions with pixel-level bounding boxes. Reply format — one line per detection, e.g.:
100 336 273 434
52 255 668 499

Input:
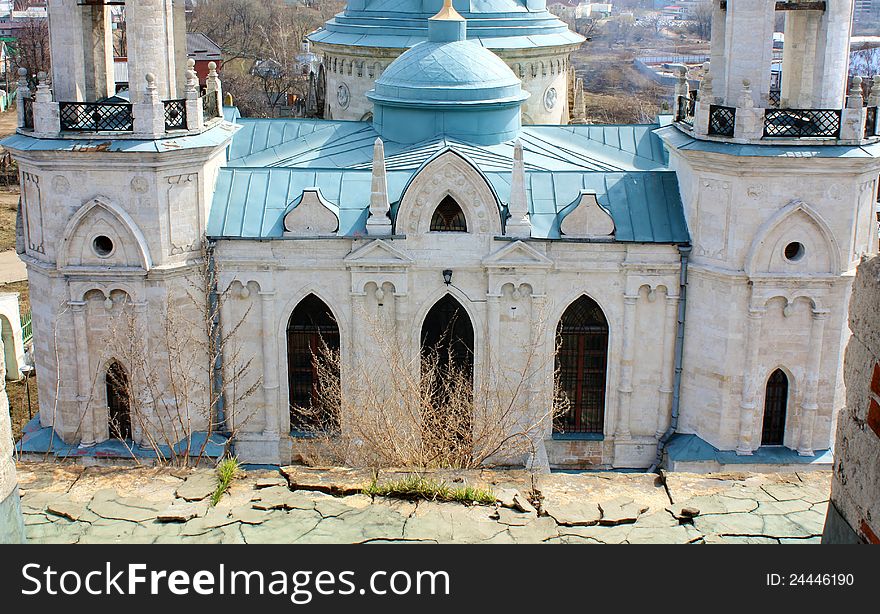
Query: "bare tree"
11 18 50 87
292 307 569 471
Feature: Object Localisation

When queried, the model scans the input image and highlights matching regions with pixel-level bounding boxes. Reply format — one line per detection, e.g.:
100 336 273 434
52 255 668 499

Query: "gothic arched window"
106 361 131 440
554 295 609 435
762 369 789 446
287 294 340 433
430 196 468 232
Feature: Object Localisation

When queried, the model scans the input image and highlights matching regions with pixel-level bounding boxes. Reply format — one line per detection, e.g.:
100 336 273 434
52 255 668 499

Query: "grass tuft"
211 457 241 506
363 474 495 505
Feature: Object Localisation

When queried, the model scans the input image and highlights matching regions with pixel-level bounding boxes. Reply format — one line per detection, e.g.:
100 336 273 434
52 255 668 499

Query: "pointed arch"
286 293 340 433
430 195 468 232
761 368 789 446
396 148 502 236
554 295 610 435
57 196 152 271
106 360 131 440
745 200 842 276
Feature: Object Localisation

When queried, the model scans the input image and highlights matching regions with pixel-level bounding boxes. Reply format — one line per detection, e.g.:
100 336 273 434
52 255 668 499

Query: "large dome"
310 0 583 51
367 4 528 145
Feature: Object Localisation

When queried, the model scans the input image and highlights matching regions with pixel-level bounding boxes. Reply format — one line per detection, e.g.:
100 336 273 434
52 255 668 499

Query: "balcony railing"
708 105 736 137
163 98 187 131
59 101 133 132
763 108 841 139
22 96 34 129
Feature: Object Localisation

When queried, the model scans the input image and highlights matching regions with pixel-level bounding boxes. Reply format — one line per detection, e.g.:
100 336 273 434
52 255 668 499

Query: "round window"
784 241 805 262
92 235 114 257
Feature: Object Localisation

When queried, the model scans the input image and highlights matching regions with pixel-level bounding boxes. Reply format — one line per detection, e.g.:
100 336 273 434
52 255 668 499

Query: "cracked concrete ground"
15 462 831 544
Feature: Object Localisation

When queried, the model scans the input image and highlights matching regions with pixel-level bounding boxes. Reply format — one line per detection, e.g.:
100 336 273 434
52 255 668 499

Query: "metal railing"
21 310 32 345
768 88 781 108
22 96 34 129
163 98 187 130
763 108 841 139
708 105 736 137
59 101 134 132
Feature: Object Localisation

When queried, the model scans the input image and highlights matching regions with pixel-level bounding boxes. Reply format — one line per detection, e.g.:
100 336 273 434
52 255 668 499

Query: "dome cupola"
366 0 528 145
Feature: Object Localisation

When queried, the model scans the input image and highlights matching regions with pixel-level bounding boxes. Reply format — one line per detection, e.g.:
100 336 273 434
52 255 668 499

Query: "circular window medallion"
92 235 114 257
337 83 350 109
784 241 805 262
543 86 558 111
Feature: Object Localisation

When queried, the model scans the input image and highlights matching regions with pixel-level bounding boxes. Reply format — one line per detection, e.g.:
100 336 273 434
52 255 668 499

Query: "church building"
5 0 879 470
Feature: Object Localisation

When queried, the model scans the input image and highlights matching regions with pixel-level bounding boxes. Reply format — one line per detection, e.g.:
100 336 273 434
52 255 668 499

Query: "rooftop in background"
187 32 222 63
309 0 584 51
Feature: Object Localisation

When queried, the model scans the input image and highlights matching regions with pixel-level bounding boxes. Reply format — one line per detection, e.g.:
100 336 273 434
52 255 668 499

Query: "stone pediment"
482 240 553 269
560 190 616 239
283 188 339 236
344 239 413 268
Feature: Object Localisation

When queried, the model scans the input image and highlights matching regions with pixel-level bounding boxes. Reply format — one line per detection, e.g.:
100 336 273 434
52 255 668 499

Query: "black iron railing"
677 90 696 126
22 96 34 129
59 101 133 132
163 98 187 130
866 106 878 139
768 88 781 108
708 105 736 137
202 91 219 119
763 108 841 139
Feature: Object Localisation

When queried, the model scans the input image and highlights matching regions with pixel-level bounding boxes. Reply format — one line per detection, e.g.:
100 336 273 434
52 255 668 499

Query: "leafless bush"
292 307 569 471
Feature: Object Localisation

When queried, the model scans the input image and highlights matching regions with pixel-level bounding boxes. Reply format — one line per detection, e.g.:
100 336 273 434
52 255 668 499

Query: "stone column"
132 301 151 447
798 309 830 456
0 335 25 543
81 2 114 100
125 0 176 101
48 0 86 102
260 291 280 436
736 305 765 455
70 300 95 446
615 294 639 440
655 292 679 439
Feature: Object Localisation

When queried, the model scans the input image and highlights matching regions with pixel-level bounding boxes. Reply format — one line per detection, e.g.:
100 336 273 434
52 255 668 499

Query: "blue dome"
369 40 527 106
310 0 583 51
366 10 528 145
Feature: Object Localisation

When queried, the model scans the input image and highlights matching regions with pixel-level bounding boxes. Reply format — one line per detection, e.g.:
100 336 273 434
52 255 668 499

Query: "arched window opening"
287 294 341 433
762 369 789 446
430 196 467 232
554 296 609 435
106 361 131 440
420 294 475 465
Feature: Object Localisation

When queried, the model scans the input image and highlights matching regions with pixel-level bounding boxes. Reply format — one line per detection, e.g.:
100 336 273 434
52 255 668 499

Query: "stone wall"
0 335 25 543
823 254 880 543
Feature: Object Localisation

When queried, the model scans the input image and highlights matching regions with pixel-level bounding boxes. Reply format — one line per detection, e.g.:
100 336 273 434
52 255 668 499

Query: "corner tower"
658 0 880 462
3 0 234 449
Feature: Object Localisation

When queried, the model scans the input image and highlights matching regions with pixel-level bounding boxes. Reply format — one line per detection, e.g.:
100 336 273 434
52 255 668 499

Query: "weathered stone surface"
494 488 518 509
598 497 649 525
693 512 766 536
87 489 163 523
239 510 324 544
280 466 374 495
703 534 778 544
672 494 758 516
180 507 239 535
507 516 559 543
755 499 812 516
47 500 87 522
251 486 316 511
544 501 602 526
495 507 536 526
157 501 210 523
228 505 271 525
295 506 408 544
175 472 218 502
254 476 288 489
512 492 537 514
627 525 702 544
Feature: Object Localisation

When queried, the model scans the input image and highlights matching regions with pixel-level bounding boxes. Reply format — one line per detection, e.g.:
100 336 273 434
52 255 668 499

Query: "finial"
187 58 196 70
431 0 463 21
208 61 218 73
18 67 27 78
145 72 156 85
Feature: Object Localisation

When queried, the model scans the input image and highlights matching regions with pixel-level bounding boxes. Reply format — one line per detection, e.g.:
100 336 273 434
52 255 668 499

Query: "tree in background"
10 18 50 88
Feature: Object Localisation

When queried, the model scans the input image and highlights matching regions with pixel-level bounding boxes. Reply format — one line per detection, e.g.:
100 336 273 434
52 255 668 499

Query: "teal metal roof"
208 117 688 244
309 0 584 51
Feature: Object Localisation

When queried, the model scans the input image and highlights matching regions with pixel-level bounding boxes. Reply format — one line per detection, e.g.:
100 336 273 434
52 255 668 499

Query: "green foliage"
211 456 242 506
363 474 495 505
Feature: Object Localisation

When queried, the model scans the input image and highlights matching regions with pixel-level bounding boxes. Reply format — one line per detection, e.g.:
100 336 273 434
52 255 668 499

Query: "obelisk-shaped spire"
367 137 392 235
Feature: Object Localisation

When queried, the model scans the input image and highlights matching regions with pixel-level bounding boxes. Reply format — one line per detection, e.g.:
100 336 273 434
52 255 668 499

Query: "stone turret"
0 336 25 544
679 0 870 144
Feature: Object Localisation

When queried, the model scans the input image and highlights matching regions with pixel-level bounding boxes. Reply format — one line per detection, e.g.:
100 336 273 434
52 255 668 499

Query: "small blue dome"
367 7 528 145
369 40 526 107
